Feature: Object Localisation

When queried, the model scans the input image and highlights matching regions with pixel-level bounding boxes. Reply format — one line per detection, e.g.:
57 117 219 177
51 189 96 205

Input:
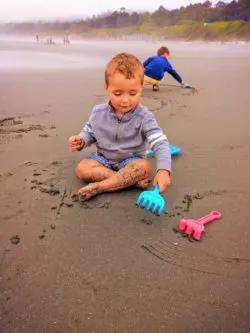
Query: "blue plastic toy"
169 145 182 156
147 145 182 157
147 149 154 157
136 184 165 215
185 83 192 88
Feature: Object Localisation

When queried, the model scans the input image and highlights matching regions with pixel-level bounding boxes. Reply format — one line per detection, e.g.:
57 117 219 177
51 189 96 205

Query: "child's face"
105 72 143 114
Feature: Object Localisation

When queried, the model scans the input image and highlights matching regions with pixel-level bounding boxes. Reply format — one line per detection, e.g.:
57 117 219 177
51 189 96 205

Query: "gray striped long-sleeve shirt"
79 102 171 171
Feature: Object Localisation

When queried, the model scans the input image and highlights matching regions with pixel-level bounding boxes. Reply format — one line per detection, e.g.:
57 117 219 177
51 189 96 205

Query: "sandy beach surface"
0 38 250 333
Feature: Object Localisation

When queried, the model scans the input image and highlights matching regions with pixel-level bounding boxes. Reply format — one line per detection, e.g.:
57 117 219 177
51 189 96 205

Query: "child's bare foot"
136 178 151 189
78 183 103 201
152 84 159 92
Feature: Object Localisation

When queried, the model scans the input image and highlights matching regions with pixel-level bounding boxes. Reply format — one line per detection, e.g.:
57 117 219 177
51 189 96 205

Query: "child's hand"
153 169 171 193
68 135 84 152
181 82 192 88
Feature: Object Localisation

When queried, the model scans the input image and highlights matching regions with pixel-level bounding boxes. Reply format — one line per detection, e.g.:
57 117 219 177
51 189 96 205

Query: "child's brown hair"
105 53 144 86
157 46 170 56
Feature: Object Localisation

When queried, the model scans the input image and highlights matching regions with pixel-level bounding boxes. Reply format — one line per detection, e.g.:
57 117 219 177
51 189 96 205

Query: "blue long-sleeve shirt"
79 102 171 172
143 55 182 83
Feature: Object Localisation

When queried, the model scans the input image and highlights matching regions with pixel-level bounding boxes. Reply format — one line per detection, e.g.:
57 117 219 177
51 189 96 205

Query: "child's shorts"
86 152 146 171
144 75 160 85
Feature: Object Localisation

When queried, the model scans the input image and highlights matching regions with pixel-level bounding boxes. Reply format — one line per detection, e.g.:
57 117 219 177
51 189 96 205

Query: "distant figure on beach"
68 53 171 201
63 36 70 44
143 46 186 91
46 37 55 45
35 34 39 43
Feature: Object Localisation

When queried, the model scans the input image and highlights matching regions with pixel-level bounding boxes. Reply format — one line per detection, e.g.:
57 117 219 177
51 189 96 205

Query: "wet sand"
0 40 250 332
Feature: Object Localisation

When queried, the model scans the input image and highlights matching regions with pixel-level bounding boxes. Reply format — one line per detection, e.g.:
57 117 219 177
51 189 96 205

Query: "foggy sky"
0 0 228 22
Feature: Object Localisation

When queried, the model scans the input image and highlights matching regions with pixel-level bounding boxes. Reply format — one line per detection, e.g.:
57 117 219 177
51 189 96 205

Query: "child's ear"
104 83 108 91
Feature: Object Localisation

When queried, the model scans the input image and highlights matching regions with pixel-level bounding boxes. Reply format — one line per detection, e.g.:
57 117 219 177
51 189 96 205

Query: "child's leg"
76 160 115 182
144 75 160 91
76 158 150 190
78 159 152 201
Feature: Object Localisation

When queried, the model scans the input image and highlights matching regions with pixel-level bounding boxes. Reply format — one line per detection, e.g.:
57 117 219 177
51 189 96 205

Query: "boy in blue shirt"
144 46 186 91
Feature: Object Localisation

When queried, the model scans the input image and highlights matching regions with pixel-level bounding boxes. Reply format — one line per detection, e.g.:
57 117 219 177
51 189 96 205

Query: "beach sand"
0 39 250 332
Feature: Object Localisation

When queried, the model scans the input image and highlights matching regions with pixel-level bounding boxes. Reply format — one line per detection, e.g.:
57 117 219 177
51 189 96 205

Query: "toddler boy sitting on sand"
144 46 186 91
68 53 171 201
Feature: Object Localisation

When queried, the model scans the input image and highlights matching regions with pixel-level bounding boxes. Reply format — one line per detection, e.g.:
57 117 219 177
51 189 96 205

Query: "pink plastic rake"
178 211 222 241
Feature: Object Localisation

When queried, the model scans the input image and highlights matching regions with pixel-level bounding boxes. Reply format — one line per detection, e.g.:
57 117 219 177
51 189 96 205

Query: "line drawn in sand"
0 116 56 144
142 239 250 278
95 90 193 113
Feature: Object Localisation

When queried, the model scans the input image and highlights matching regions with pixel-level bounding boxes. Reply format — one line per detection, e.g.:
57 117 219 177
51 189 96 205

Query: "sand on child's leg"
76 159 115 182
78 159 152 201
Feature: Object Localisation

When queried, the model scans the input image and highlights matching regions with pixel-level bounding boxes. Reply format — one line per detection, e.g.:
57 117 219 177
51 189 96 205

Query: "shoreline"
1 33 250 44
